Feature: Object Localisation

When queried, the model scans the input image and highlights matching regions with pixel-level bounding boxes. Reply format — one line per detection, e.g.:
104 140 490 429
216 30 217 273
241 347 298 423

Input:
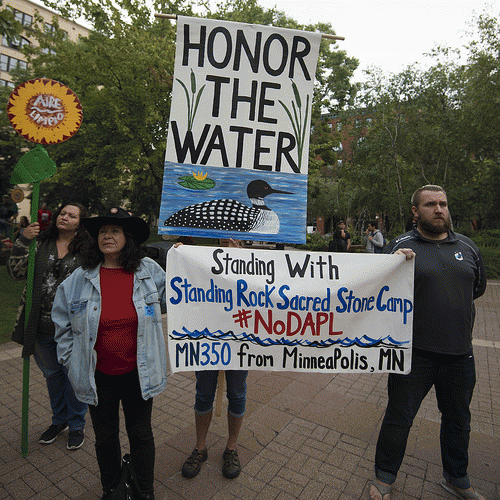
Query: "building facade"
1 0 88 88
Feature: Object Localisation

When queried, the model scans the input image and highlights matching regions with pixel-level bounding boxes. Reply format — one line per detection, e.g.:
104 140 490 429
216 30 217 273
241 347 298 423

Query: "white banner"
166 246 415 374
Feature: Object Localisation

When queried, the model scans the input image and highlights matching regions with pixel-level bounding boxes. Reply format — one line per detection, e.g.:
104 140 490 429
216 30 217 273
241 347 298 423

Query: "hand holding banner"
167 246 414 374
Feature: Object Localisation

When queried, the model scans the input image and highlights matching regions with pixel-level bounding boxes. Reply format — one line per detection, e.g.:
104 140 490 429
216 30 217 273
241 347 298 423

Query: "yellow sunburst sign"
7 78 83 144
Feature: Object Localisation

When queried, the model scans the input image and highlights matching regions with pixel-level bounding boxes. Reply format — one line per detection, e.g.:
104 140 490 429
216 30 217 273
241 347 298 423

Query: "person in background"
0 194 17 236
365 221 384 253
14 215 30 241
38 202 52 232
369 185 487 500
52 207 167 500
177 239 247 481
329 220 351 252
8 202 91 450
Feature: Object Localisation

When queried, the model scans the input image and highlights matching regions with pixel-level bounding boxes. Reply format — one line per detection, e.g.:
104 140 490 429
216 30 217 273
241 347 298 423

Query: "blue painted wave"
170 328 410 349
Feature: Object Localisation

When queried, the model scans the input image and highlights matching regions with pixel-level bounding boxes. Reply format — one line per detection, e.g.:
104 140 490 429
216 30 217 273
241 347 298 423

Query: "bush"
297 232 329 251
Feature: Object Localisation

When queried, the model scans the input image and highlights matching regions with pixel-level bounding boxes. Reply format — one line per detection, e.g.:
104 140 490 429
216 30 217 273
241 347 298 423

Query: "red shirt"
95 267 138 375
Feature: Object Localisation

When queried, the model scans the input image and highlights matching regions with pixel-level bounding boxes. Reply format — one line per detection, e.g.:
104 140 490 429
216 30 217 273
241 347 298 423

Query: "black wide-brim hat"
82 207 150 244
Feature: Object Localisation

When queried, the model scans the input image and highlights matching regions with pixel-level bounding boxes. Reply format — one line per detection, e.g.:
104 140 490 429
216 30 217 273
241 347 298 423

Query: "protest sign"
158 16 321 244
167 246 414 374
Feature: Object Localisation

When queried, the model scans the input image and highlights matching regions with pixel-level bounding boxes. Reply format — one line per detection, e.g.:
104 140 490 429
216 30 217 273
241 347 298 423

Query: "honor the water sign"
159 17 321 244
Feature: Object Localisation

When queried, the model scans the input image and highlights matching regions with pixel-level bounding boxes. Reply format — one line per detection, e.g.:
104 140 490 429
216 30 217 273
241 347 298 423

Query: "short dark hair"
411 185 446 207
368 220 378 228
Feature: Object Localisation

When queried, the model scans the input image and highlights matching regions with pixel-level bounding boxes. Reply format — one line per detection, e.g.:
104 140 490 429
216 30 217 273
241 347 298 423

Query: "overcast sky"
258 0 499 80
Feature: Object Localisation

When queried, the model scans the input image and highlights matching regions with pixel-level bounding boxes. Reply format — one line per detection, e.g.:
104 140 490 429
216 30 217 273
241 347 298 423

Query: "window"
0 54 28 73
2 35 30 50
0 79 16 88
366 118 373 127
45 23 67 38
332 142 343 152
41 47 57 55
336 121 342 131
10 9 32 27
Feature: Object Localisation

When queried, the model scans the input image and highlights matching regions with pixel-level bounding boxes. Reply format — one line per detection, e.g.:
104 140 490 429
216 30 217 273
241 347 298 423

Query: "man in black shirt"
369 185 487 500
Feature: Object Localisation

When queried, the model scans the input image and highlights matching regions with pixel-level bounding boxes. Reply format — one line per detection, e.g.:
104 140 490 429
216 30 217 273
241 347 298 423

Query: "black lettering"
289 36 311 80
200 125 229 166
275 132 297 172
263 33 288 76
231 79 258 120
258 82 280 124
170 121 210 163
229 126 253 168
207 27 232 69
234 29 262 72
253 129 275 171
182 24 206 67
206 75 231 117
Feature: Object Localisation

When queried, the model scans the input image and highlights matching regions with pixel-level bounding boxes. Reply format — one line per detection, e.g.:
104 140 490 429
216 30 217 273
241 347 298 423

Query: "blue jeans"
34 337 87 431
375 350 476 489
195 370 248 417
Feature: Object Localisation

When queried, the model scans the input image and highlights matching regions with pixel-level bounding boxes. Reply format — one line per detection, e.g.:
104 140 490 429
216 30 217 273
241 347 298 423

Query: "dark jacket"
385 228 487 355
8 234 82 358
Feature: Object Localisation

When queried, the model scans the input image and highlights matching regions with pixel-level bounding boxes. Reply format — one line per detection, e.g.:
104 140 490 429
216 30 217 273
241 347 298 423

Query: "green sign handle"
21 181 39 457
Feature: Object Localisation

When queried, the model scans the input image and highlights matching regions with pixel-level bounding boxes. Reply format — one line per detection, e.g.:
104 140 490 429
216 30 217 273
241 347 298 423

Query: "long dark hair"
82 228 144 273
39 202 91 255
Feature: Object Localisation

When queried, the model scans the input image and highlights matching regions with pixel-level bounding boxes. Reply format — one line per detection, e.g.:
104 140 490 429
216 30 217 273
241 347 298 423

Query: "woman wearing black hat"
52 207 167 500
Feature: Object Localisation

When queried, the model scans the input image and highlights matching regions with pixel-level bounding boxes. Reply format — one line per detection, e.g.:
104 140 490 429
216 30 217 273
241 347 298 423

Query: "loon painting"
165 179 292 234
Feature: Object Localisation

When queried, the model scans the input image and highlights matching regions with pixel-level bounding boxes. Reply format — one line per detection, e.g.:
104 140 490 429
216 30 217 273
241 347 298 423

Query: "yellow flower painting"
7 78 83 144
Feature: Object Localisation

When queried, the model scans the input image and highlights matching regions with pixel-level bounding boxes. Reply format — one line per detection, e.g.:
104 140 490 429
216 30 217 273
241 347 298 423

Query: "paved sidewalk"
1 283 499 500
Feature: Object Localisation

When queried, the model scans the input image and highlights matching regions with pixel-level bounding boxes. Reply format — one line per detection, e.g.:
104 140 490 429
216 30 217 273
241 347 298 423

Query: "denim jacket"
52 257 167 405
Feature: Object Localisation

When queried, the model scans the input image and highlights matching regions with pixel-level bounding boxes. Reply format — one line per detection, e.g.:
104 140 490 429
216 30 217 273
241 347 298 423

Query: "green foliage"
297 232 328 251
1 0 358 220
464 229 500 280
312 11 500 234
0 0 22 39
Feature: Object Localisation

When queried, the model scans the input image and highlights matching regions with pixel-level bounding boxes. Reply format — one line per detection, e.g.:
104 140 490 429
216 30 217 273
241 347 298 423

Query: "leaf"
292 80 302 108
190 69 196 94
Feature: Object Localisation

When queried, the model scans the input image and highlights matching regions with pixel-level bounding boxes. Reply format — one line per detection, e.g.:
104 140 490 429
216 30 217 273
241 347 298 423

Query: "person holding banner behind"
52 207 167 500
369 185 487 500
176 239 248 481
8 202 91 450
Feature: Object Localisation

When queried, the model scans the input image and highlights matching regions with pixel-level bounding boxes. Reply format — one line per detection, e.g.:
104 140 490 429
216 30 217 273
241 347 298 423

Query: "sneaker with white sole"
67 429 85 450
39 423 69 444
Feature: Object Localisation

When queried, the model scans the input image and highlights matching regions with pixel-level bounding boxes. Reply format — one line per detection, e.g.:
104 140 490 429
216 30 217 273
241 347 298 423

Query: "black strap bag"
109 454 142 500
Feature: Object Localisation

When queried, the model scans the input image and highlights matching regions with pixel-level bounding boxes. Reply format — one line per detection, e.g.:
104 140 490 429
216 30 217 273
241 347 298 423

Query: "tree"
0 0 22 39
1 0 358 220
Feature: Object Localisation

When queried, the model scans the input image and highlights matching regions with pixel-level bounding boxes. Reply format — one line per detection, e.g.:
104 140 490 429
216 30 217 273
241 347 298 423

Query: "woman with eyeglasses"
8 202 91 450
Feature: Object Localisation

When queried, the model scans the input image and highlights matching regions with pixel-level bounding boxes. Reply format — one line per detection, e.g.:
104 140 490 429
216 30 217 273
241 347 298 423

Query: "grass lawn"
0 264 25 344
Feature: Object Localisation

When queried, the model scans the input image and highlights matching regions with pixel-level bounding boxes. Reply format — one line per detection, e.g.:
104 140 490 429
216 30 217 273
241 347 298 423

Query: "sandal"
369 478 392 500
440 478 486 500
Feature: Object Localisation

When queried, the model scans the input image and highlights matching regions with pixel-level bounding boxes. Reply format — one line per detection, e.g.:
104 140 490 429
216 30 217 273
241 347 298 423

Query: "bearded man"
369 185 487 500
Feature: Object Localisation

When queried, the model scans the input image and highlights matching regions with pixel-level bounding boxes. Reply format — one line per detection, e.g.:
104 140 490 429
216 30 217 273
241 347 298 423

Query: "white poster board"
167 246 414 374
158 16 322 244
